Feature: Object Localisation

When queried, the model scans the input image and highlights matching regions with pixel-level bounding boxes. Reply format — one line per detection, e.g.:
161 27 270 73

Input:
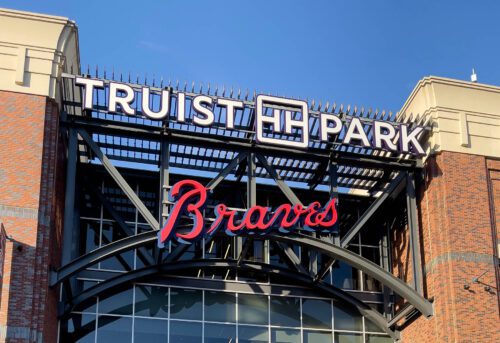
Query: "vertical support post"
158 137 170 259
62 128 77 264
406 172 424 295
329 160 340 246
239 152 256 260
381 221 392 318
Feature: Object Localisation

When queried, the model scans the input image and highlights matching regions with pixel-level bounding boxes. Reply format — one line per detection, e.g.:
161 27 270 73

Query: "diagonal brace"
78 128 159 231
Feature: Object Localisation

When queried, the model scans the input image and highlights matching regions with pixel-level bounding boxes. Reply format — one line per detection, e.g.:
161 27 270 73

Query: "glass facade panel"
271 328 300 343
61 285 391 343
60 314 96 343
170 288 202 320
238 325 268 343
333 304 362 331
302 298 332 329
365 334 394 343
334 332 363 343
96 316 132 343
169 320 202 343
238 294 268 325
204 291 236 323
270 296 300 327
133 318 168 343
134 285 169 318
98 288 133 315
303 330 332 343
204 323 237 343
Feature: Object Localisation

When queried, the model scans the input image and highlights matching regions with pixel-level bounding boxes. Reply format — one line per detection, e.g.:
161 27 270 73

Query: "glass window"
238 325 268 343
170 288 202 320
271 328 300 343
60 314 96 343
204 323 236 343
133 318 168 343
100 223 134 271
333 304 362 331
98 288 133 315
134 285 169 318
169 320 202 343
303 330 332 343
238 294 268 325
204 291 236 323
270 296 300 327
96 316 132 343
302 298 332 329
334 332 363 343
80 220 99 255
365 317 384 333
332 261 357 290
365 334 394 343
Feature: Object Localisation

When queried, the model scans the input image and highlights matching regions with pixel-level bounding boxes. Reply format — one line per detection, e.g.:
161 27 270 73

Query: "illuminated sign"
157 180 338 246
75 77 426 155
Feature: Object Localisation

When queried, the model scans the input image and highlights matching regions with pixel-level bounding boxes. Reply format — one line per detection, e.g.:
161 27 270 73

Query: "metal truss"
55 72 434 338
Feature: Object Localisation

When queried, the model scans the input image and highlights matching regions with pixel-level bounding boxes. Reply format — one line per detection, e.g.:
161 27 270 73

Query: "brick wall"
399 152 500 342
0 91 65 343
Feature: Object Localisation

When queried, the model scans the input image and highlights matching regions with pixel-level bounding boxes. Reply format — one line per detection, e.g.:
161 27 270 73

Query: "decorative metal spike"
245 89 249 101
230 87 234 98
359 106 365 116
207 83 211 94
199 83 203 93
128 72 131 83
310 99 315 110
120 71 123 82
152 74 156 87
324 101 330 112
222 85 226 97
136 74 139 84
353 105 358 115
86 64 90 75
317 102 322 111
160 77 164 88
237 88 241 99
332 102 337 113
339 104 344 113
215 85 219 96
103 66 106 79
168 79 171 87
144 73 148 85
381 110 386 119
191 81 195 93
346 104 351 115
95 65 98 78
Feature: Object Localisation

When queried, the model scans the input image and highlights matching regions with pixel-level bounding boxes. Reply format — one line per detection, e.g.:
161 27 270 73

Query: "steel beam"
64 116 420 170
315 172 406 282
52 228 433 318
340 172 406 248
272 233 434 318
255 153 303 206
50 231 156 287
85 179 155 266
406 172 423 295
77 128 160 231
62 128 78 264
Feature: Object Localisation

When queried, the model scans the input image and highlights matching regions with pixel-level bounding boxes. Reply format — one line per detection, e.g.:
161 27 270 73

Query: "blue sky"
2 0 500 112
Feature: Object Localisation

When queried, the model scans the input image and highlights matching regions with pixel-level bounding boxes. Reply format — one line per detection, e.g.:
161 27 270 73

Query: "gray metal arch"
61 259 401 341
51 230 433 318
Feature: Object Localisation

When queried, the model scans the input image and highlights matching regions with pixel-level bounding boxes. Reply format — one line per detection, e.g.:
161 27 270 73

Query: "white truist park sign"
76 77 425 156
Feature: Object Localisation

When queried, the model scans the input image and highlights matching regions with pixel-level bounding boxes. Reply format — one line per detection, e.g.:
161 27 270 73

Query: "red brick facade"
0 91 65 343
399 152 500 342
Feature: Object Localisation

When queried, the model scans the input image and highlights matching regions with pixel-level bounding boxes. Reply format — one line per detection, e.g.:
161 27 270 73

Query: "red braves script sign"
158 180 338 246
